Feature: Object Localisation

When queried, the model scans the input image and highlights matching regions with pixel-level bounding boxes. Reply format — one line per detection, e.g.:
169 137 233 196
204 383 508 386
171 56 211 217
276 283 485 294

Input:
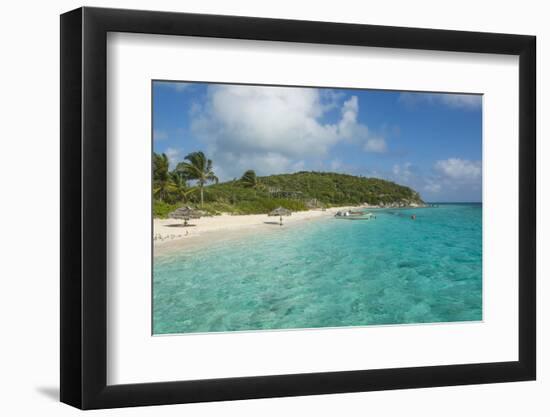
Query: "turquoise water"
153 204 482 334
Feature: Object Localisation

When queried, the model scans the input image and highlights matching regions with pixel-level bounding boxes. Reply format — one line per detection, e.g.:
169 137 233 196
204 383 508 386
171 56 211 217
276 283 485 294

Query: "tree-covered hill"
153 151 424 217
188 171 424 215
256 171 423 207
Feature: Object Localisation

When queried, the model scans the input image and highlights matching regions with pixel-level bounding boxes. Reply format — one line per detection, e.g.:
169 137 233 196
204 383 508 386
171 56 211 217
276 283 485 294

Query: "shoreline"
153 203 429 256
154 205 359 255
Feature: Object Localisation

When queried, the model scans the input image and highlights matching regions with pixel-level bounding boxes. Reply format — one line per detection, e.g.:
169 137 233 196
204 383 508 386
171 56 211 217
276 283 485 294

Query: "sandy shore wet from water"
154 206 361 255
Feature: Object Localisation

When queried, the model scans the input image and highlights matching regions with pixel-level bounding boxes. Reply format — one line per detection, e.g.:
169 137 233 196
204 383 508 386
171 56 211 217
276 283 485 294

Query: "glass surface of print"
152 81 482 335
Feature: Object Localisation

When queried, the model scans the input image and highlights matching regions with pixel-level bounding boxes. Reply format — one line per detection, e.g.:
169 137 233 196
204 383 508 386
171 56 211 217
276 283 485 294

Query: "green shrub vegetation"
153 151 424 218
153 200 180 218
199 198 307 216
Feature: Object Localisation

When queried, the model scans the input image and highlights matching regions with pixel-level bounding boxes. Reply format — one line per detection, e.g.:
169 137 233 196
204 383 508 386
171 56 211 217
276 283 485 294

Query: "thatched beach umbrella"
169 206 203 226
268 207 292 226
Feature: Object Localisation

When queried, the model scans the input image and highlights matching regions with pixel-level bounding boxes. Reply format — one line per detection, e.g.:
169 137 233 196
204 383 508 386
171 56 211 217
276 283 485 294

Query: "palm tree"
153 181 176 202
169 171 193 202
176 151 218 206
153 153 170 182
153 153 172 202
240 169 259 188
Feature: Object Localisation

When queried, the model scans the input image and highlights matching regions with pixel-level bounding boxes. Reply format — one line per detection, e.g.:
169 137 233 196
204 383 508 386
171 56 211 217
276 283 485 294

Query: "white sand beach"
153 206 360 252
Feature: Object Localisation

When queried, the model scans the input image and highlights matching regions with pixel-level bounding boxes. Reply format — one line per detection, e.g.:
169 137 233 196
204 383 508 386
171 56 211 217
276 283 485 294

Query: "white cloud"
156 81 191 92
392 162 414 182
434 158 481 181
164 147 183 169
208 151 294 180
189 102 202 115
399 92 482 110
364 137 387 153
330 158 342 171
338 96 365 139
173 83 190 92
190 85 371 179
440 94 482 109
384 159 481 202
389 162 440 198
424 181 442 193
292 160 306 171
153 129 168 141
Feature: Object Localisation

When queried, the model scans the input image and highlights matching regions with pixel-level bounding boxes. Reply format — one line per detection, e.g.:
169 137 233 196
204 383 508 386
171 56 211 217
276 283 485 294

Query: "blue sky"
153 81 482 202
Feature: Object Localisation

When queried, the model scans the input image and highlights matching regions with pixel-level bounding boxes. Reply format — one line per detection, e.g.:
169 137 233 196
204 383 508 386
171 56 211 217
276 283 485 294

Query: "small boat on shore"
334 210 376 220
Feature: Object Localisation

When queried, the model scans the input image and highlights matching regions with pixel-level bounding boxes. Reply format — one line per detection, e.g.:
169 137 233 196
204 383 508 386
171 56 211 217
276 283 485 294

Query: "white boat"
334 211 375 220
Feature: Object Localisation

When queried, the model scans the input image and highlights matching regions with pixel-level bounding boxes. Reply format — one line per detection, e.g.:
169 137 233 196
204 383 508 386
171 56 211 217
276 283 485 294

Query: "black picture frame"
60 6 536 410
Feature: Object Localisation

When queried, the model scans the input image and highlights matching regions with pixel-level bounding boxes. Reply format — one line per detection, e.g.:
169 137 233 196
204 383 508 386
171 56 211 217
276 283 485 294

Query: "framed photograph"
60 7 536 409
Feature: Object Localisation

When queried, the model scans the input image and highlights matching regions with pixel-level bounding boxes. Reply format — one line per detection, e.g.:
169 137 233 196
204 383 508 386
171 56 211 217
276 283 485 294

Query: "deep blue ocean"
153 204 482 334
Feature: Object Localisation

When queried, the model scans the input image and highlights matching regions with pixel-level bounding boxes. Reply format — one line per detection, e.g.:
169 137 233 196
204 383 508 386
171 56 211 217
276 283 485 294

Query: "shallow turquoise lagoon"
153 204 482 334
